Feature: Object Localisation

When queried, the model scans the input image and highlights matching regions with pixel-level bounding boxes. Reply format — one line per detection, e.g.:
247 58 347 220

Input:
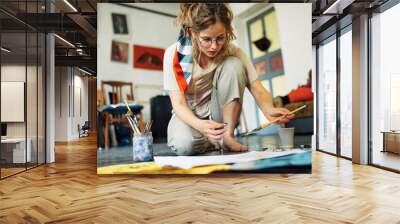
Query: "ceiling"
0 0 394 75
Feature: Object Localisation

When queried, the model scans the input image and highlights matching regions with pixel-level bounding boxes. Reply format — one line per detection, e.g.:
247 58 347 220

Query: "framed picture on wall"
133 45 164 71
270 54 283 73
111 40 129 63
112 13 128 34
254 59 268 76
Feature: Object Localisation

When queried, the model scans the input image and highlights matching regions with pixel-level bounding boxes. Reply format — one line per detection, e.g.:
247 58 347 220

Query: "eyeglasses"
198 36 226 47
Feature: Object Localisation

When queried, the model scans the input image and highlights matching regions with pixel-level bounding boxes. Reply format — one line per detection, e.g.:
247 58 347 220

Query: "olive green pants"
167 56 248 156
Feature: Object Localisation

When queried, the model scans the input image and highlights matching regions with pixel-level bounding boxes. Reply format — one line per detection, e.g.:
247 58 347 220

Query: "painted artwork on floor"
133 45 164 71
97 3 313 175
112 13 128 34
111 40 129 63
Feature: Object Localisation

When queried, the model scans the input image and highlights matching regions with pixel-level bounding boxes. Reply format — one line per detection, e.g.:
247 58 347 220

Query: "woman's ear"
187 27 193 37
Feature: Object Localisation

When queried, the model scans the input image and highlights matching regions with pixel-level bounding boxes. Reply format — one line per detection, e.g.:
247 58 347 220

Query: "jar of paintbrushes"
125 101 154 162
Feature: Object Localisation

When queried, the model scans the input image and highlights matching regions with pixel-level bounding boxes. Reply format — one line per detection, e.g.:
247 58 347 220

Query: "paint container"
278 127 295 149
132 132 154 162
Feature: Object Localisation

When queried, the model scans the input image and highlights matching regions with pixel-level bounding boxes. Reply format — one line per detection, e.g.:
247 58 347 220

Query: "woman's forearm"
172 102 203 130
168 91 203 130
250 80 274 117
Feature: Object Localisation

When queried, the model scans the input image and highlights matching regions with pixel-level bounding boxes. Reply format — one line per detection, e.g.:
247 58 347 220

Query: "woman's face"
196 21 226 59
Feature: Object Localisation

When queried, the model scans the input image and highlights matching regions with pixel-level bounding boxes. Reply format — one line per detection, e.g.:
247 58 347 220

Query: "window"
370 3 400 171
0 1 47 179
339 28 352 158
317 36 337 154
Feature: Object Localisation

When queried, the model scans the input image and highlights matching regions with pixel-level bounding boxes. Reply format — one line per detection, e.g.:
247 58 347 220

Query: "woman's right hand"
196 120 226 143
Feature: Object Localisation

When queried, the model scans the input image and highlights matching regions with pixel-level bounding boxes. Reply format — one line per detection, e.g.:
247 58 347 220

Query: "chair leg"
105 116 109 148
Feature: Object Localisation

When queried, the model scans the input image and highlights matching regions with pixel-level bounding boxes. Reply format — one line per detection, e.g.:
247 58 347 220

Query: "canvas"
133 45 164 71
97 3 313 175
112 13 128 34
111 40 129 63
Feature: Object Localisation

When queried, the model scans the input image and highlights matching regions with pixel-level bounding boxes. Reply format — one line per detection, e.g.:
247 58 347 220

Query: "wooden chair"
101 81 134 104
100 81 144 148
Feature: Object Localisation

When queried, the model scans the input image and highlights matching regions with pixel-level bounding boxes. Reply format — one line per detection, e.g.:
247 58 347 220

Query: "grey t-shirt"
163 42 258 118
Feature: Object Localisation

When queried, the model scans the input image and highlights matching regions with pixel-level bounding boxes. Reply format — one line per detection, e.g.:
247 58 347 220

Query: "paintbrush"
147 120 153 133
124 100 133 116
244 105 307 136
124 100 141 134
125 114 138 135
127 115 141 135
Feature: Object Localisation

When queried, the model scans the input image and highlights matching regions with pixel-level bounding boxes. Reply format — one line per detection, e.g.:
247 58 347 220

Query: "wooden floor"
373 150 400 171
1 135 400 223
1 167 26 178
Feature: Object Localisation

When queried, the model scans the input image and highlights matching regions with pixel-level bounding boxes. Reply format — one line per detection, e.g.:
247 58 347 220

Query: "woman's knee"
169 138 195 156
167 116 196 156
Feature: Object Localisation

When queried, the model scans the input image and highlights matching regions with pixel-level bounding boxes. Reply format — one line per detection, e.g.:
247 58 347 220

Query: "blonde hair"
176 3 236 64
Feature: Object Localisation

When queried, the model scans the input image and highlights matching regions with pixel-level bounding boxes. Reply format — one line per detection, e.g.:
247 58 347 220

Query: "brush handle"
246 105 307 135
261 105 307 128
124 100 133 115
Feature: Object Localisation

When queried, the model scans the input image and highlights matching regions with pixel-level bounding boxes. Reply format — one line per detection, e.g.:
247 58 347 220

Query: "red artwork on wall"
133 45 165 71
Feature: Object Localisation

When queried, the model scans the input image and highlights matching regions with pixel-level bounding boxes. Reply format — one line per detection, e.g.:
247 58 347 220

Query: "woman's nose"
210 41 218 49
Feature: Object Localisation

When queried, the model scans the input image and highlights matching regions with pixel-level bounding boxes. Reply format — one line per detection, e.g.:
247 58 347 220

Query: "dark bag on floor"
150 95 172 143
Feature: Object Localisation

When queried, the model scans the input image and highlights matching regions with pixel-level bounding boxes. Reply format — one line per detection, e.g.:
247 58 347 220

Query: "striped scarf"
173 29 193 94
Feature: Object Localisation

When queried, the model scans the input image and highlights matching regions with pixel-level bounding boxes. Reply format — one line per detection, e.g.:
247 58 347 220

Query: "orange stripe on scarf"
172 47 188 94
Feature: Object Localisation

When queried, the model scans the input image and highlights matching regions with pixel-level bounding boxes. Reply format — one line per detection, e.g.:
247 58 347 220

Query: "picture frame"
133 45 164 71
111 40 129 63
112 13 128 34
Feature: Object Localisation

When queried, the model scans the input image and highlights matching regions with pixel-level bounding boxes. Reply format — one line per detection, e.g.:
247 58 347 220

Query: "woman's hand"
196 120 226 143
265 107 295 124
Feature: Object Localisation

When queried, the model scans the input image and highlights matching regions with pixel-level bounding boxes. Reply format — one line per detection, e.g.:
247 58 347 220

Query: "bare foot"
223 136 248 152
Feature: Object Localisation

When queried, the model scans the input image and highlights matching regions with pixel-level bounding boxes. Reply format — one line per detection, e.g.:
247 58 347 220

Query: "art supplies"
278 127 295 149
124 100 154 162
209 114 227 155
124 100 134 116
244 105 307 136
217 123 227 155
145 120 153 133
124 100 142 135
132 132 154 162
154 149 305 169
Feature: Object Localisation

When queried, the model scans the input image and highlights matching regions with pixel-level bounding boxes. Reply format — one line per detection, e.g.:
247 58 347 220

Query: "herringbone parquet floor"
1 135 400 224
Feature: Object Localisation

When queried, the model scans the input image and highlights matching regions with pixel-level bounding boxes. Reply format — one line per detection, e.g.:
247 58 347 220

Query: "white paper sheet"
154 149 305 169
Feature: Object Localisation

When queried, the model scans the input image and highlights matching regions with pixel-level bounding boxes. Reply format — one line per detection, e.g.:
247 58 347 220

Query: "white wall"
1 65 37 138
1 64 46 163
275 4 312 91
55 67 68 141
55 67 89 141
233 3 312 130
97 3 180 122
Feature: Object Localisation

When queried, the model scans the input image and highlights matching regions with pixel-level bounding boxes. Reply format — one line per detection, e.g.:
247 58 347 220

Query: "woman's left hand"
265 107 295 124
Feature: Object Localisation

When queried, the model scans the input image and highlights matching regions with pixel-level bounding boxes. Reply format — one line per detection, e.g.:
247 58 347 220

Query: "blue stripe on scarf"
184 72 191 80
175 29 193 92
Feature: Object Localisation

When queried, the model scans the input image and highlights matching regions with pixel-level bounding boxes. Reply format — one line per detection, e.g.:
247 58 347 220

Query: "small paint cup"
278 127 295 149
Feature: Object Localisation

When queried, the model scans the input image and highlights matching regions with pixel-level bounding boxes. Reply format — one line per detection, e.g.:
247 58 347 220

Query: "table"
1 138 32 163
382 131 400 154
